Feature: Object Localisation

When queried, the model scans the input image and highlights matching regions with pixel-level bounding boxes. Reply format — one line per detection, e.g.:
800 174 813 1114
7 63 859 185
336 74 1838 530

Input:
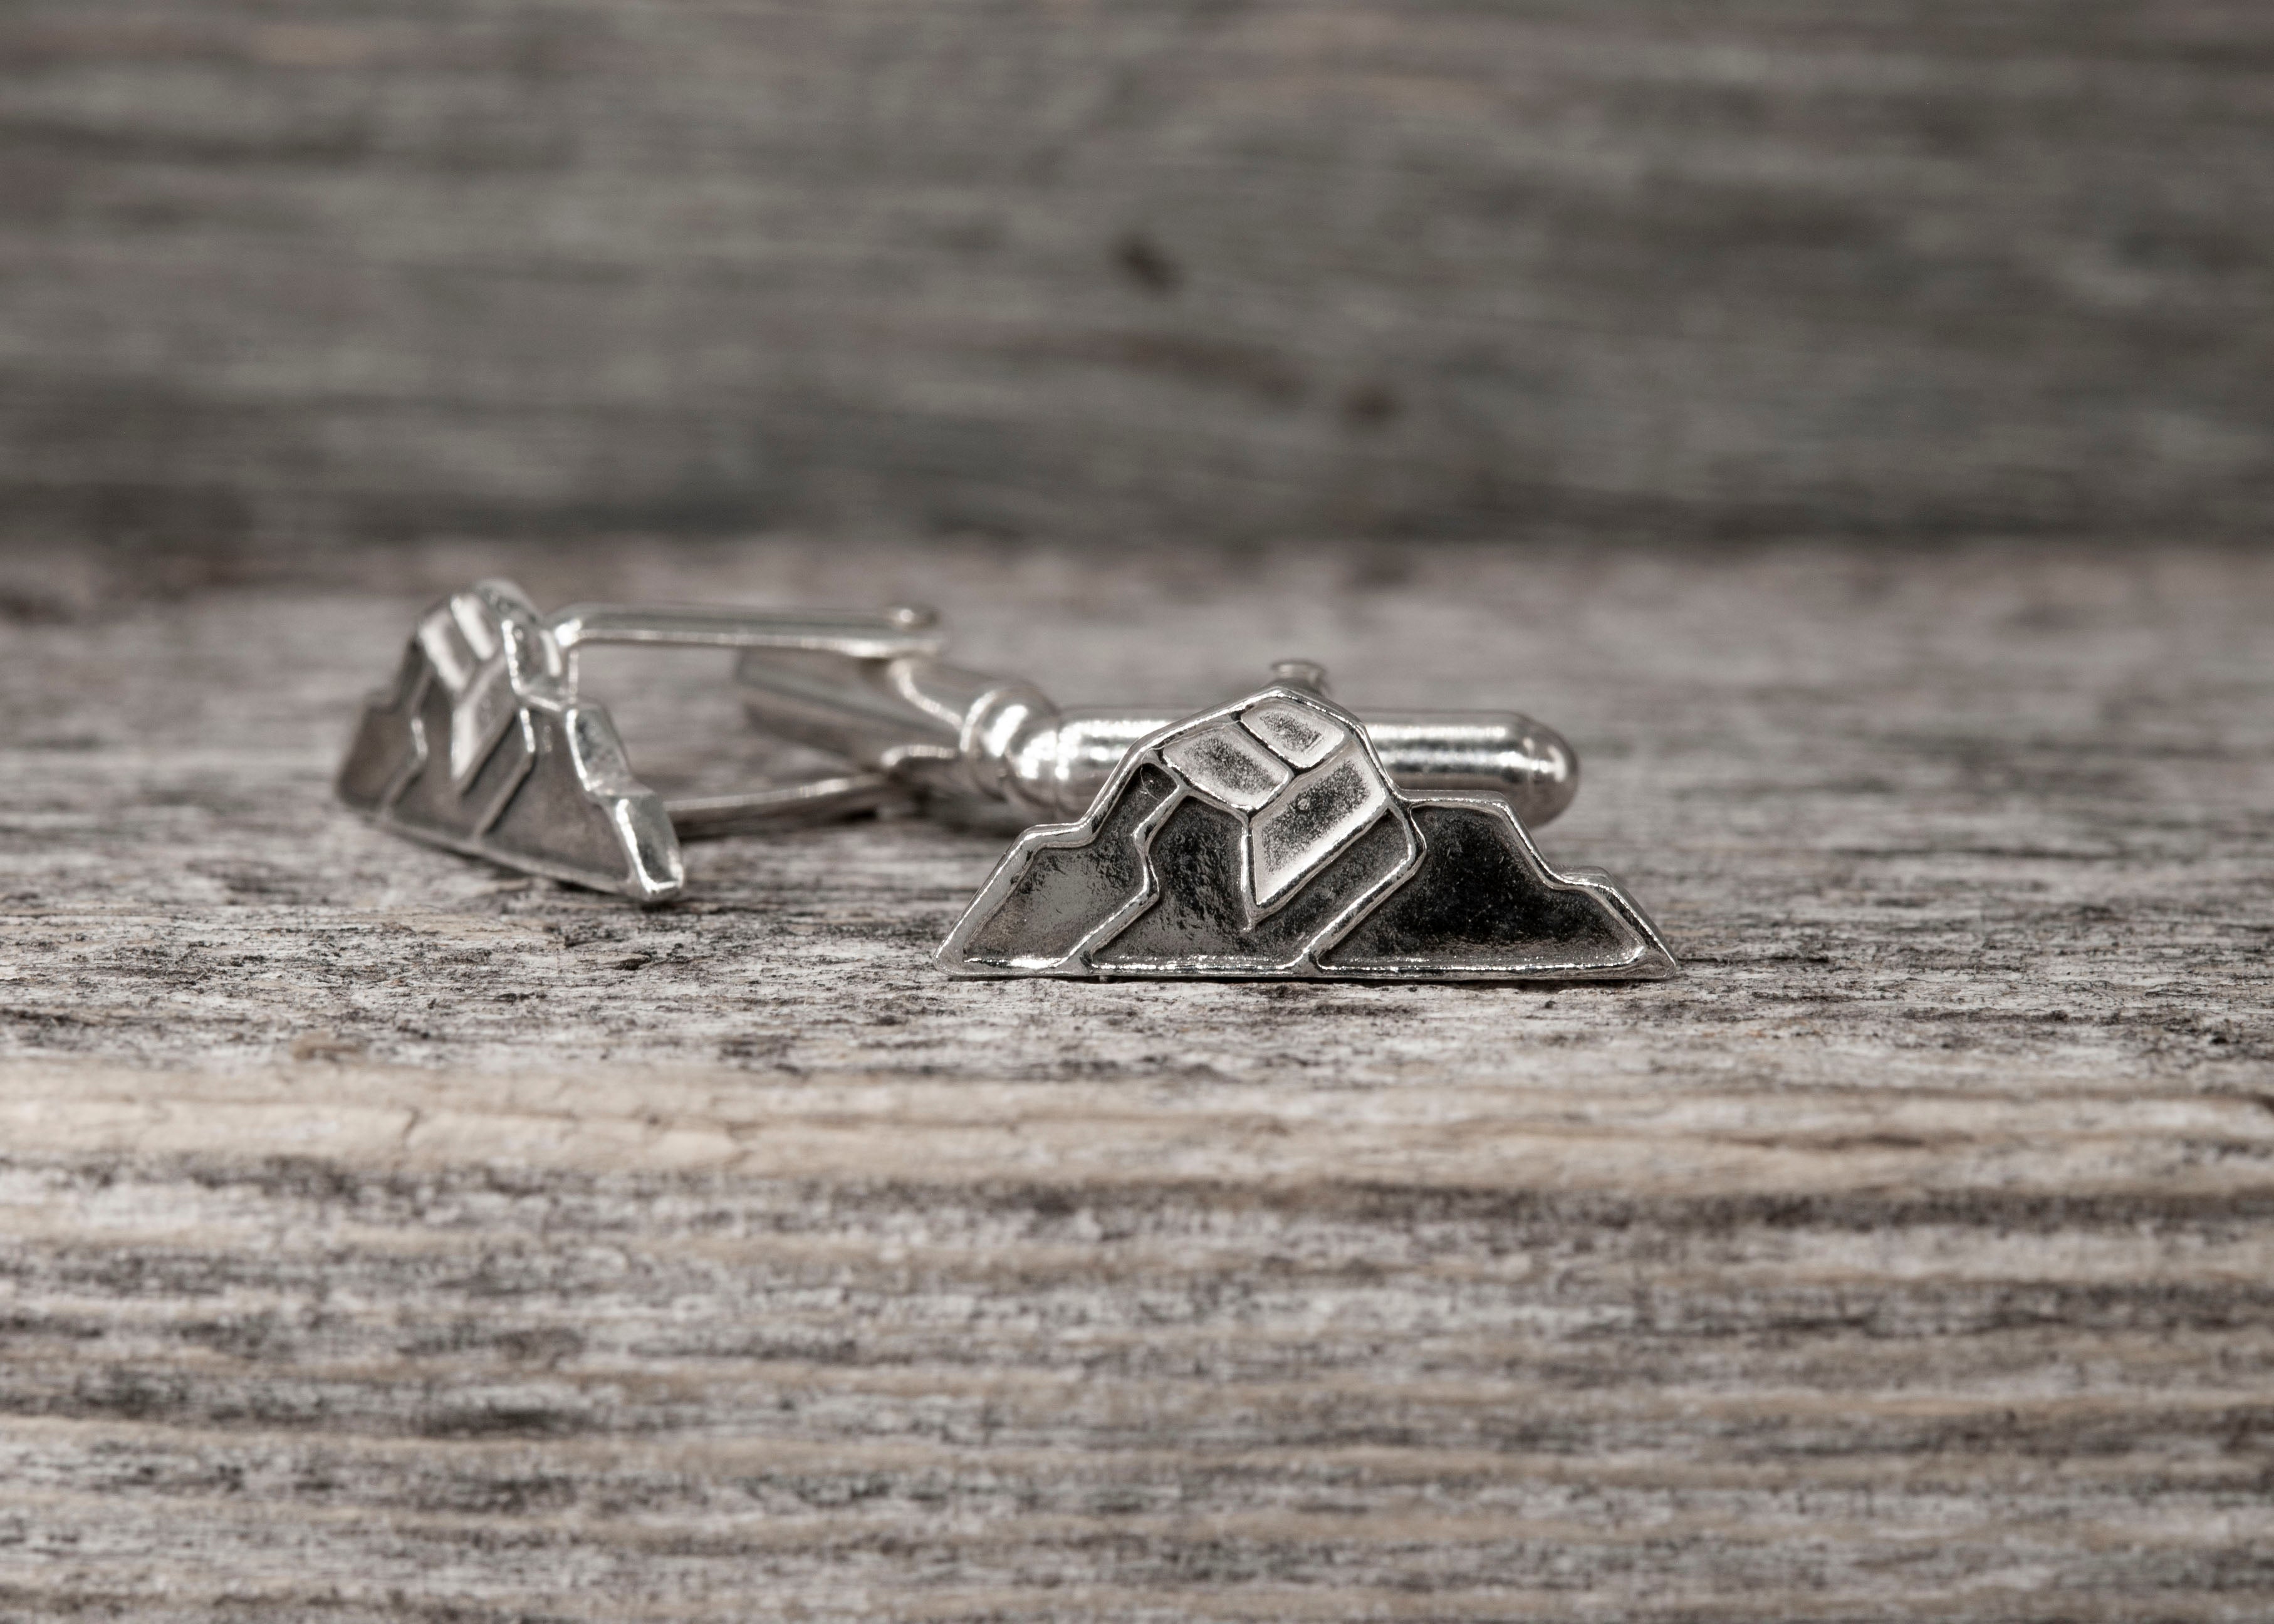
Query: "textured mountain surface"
0 534 2270 1620
336 581 682 900
944 687 1671 979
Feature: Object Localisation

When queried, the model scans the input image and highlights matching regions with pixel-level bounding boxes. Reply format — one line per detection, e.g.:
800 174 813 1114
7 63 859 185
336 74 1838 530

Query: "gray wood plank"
3 2 2271 551
0 536 2268 1618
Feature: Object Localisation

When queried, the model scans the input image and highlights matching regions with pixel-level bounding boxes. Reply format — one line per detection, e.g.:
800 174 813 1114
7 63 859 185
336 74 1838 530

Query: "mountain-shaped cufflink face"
937 679 1675 981
335 581 683 902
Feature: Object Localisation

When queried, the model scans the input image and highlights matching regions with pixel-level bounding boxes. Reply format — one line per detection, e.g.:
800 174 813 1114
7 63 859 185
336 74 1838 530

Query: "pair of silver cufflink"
337 581 1676 982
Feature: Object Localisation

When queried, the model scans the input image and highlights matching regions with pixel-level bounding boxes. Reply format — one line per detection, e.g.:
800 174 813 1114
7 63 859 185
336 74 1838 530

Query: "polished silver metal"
937 665 1674 982
336 581 940 901
734 651 1580 826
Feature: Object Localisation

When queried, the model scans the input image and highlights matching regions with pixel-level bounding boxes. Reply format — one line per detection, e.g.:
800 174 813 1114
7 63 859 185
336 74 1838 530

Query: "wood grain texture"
0 534 2270 1620
4 1 2273 553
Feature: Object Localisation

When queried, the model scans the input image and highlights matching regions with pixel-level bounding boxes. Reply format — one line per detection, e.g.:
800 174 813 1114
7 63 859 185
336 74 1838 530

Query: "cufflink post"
731 650 1581 827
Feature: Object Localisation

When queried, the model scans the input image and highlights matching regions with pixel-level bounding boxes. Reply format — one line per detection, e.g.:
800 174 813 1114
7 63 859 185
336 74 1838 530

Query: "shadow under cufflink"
336 580 938 902
937 670 1675 981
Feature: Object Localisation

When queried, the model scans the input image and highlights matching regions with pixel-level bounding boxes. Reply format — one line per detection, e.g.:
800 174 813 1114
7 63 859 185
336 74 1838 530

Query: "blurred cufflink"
335 580 941 902
931 663 1675 982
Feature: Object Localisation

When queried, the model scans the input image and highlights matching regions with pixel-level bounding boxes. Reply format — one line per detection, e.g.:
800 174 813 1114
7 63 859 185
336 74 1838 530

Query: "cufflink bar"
733 651 1580 829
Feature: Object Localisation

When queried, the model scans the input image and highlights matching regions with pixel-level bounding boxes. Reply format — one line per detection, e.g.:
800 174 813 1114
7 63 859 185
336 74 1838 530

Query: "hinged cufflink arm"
546 601 944 838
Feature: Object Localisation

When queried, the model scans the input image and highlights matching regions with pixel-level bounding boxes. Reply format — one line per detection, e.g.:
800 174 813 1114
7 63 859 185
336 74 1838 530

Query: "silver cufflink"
737 650 1674 981
335 580 941 901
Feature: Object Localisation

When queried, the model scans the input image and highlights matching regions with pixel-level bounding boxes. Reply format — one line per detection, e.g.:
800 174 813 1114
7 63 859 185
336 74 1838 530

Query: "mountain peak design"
938 677 1676 981
335 581 683 901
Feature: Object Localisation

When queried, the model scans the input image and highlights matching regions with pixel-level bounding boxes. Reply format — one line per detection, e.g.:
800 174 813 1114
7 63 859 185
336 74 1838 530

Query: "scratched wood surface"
0 534 2269 1620
5 0 2274 554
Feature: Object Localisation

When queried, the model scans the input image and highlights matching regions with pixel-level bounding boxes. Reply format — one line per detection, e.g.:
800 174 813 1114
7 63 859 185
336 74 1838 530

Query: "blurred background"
3 0 2269 595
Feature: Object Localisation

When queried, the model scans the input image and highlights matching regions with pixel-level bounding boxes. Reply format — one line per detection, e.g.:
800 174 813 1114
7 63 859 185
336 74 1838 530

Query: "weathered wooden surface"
5 1 2274 553
0 536 2269 1620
